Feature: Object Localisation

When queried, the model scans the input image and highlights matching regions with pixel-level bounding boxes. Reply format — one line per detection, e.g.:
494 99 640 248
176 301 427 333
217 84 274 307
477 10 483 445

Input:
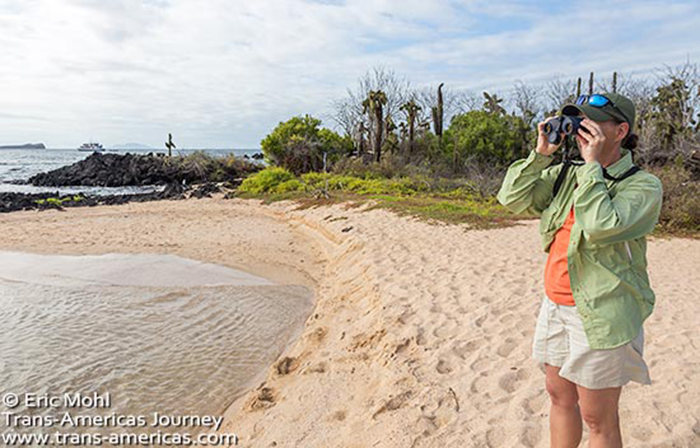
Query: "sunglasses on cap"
575 94 630 124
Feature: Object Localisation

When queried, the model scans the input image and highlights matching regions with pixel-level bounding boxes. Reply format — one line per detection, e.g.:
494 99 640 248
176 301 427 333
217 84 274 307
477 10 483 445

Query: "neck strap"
602 165 641 181
551 145 641 198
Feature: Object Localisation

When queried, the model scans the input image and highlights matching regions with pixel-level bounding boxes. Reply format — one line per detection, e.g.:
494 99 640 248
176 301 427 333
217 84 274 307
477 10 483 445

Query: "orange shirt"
544 205 576 305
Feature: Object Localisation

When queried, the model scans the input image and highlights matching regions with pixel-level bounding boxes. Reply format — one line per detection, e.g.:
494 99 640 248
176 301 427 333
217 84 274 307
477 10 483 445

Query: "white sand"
1 195 697 447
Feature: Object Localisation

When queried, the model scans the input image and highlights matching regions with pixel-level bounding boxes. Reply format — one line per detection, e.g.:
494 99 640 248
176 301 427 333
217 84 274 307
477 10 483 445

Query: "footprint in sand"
497 368 530 393
496 337 517 357
485 427 506 447
331 410 347 421
479 295 493 304
469 355 491 373
519 425 541 448
397 307 417 325
433 320 457 338
393 338 411 355
629 425 653 442
414 327 428 345
429 303 444 314
436 359 452 374
521 390 547 416
498 312 518 326
469 372 490 395
489 306 503 318
452 339 481 360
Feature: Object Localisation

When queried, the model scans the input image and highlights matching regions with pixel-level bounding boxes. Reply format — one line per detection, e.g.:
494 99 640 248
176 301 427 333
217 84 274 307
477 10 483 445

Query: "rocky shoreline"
0 182 232 213
2 151 260 213
21 151 260 187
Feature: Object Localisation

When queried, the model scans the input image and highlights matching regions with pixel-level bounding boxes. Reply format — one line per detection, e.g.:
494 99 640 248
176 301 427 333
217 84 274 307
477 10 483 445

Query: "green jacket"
497 147 663 349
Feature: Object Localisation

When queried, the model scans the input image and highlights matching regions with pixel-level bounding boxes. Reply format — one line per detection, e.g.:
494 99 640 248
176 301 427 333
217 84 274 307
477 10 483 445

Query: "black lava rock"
28 152 183 187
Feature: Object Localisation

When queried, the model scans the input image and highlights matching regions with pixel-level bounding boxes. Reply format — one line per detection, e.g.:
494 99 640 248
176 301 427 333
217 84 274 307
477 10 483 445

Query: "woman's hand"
535 117 565 156
576 118 606 163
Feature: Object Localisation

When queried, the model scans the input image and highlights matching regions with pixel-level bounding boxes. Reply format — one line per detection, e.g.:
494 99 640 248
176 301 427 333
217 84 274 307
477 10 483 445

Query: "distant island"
0 143 46 150
109 143 153 150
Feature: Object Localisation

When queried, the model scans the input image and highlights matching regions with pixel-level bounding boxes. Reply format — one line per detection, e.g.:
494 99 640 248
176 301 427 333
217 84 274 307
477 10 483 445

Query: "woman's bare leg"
545 363 582 448
577 384 623 448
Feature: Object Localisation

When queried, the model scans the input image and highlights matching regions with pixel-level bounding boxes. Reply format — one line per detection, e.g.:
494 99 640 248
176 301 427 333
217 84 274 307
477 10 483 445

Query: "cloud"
0 0 698 148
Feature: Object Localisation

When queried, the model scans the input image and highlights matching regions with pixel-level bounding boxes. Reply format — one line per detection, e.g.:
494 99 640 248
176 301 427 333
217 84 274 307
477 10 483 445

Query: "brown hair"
614 118 639 150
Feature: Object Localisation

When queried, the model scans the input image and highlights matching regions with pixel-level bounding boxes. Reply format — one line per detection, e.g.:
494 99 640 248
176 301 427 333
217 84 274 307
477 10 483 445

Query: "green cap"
561 92 636 135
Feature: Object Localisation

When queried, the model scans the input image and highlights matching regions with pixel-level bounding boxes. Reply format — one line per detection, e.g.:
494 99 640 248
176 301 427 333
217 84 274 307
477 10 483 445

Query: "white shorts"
532 294 652 390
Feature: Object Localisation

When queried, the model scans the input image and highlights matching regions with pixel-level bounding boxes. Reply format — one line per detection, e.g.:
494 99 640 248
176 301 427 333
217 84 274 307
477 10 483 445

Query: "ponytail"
621 133 638 150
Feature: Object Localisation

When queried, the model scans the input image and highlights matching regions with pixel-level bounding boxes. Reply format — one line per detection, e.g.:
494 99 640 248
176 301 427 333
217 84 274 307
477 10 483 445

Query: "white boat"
78 142 104 152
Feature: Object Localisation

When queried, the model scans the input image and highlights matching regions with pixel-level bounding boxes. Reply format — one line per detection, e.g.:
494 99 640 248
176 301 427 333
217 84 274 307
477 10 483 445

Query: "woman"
497 92 663 447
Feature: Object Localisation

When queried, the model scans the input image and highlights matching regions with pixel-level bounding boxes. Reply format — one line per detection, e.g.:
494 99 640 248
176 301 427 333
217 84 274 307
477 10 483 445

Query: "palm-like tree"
362 90 388 162
400 100 422 153
356 121 368 157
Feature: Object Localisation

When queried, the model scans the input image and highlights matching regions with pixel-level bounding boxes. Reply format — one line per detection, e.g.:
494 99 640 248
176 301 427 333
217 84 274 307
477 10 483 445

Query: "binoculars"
543 116 587 145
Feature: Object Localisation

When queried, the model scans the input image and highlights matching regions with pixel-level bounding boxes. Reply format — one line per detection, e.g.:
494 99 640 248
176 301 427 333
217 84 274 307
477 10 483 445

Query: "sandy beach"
1 195 698 447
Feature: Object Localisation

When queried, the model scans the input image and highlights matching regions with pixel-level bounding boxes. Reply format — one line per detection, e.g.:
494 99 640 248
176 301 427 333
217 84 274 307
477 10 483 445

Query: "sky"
1 0 699 149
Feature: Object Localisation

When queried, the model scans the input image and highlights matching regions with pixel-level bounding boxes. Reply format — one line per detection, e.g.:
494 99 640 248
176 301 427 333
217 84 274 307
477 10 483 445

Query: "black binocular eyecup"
543 115 586 145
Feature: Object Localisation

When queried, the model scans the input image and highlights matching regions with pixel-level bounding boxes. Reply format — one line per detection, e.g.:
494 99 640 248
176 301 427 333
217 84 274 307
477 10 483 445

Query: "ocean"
0 251 313 437
0 148 262 196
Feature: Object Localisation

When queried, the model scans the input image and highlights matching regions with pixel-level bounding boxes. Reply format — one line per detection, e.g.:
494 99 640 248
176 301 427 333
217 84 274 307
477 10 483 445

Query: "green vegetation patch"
34 195 85 207
648 163 700 238
234 166 531 229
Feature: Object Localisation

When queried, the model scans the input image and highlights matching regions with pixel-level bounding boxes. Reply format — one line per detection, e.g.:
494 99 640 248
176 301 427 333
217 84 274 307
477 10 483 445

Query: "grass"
361 194 527 229
35 195 85 207
234 167 533 229
233 164 699 237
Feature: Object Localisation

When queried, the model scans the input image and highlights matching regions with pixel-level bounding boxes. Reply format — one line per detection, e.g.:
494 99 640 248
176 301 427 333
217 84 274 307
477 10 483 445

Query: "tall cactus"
612 71 618 93
576 77 582 97
165 133 176 158
431 83 445 137
482 91 506 115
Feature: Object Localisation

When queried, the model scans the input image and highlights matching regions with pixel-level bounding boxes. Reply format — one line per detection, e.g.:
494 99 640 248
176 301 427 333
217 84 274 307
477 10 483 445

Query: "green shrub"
300 172 330 187
330 151 418 179
169 151 262 182
176 150 218 179
325 175 356 190
276 179 304 193
443 110 530 168
238 167 295 194
647 164 700 235
261 115 352 175
239 168 446 197
345 178 386 194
